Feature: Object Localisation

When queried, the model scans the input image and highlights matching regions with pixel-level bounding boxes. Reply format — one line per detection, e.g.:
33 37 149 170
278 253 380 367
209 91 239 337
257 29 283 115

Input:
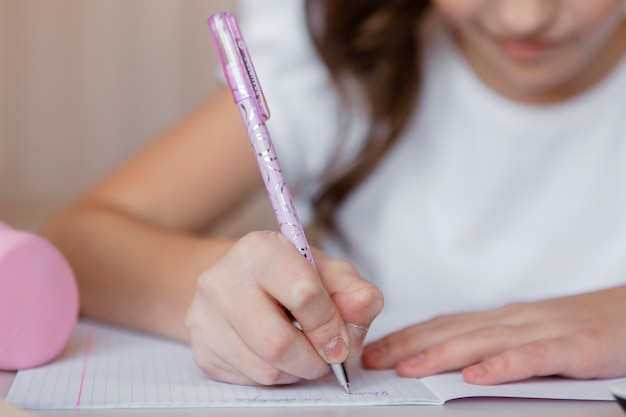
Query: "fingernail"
347 324 368 346
322 337 349 364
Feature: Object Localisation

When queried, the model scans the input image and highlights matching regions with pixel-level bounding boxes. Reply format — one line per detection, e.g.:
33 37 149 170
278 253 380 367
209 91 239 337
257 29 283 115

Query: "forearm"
42 202 234 342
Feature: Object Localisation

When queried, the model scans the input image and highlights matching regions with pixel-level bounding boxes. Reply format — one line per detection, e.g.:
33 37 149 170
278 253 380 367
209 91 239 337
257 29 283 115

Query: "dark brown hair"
305 0 431 233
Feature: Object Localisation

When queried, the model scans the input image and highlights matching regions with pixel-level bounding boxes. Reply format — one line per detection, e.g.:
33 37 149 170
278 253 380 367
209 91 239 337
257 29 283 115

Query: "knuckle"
290 278 323 309
350 282 385 315
330 261 384 318
427 337 463 360
522 340 551 359
492 354 515 374
425 344 449 362
238 230 270 247
254 365 287 386
195 269 222 299
183 310 197 333
490 347 528 375
184 300 206 335
490 342 551 375
228 231 271 265
288 287 340 337
508 341 551 371
258 330 294 363
306 312 337 336
391 334 418 354
472 324 511 340
236 230 284 256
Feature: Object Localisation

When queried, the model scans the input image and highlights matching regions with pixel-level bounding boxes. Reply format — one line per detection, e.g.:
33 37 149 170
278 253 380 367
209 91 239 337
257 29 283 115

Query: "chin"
468 38 582 103
493 57 583 103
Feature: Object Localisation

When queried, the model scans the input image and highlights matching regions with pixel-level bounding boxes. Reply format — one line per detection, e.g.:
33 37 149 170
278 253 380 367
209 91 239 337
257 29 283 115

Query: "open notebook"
6 319 621 409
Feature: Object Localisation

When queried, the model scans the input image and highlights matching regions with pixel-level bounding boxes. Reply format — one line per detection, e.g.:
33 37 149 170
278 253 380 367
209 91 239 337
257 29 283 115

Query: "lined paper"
7 320 439 409
6 319 619 409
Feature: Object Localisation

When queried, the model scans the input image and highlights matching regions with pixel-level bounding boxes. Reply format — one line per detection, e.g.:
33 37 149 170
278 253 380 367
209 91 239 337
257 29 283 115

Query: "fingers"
363 312 566 380
314 250 384 358
187 246 330 384
186 231 382 386
463 329 626 385
392 324 526 378
186 280 327 385
462 338 572 385
226 292 330 379
251 233 383 364
363 289 626 385
362 311 494 370
251 236 351 365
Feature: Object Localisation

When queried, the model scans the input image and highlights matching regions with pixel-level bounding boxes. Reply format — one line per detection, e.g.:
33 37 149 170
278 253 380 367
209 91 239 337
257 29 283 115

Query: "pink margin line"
75 324 94 407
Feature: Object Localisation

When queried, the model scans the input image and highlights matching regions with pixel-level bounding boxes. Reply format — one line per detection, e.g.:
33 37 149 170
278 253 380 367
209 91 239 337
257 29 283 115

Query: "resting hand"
362 285 626 385
185 231 383 386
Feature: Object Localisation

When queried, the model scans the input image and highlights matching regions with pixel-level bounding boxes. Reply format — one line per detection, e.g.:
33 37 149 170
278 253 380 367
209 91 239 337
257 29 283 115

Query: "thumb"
282 267 352 364
314 250 384 358
260 236 351 364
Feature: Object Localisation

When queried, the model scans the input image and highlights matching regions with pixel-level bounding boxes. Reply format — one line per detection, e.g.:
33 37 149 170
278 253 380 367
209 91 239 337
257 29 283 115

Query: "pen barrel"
237 98 316 269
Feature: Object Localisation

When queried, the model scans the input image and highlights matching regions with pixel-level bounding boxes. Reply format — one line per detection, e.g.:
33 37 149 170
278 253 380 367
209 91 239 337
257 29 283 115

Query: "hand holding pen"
182 12 382 390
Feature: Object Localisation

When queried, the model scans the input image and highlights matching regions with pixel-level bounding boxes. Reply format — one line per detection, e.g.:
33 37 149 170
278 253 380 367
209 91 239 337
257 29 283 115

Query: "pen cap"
0 222 79 371
208 12 270 121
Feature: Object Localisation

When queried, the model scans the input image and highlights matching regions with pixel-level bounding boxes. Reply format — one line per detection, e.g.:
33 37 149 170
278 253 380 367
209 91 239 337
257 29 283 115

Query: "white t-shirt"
237 0 626 321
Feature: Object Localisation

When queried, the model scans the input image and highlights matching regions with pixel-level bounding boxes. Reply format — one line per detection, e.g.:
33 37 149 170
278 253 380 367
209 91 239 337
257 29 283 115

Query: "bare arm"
43 86 383 386
42 87 262 342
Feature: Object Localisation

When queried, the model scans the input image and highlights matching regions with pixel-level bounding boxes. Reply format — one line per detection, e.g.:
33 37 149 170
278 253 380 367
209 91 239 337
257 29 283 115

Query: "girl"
44 0 626 387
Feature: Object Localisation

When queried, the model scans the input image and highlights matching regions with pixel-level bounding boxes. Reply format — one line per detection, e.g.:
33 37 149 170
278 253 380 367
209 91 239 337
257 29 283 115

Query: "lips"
500 38 556 62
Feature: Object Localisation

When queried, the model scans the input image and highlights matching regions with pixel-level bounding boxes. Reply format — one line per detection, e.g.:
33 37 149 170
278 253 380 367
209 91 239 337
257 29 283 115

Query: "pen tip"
344 383 350 394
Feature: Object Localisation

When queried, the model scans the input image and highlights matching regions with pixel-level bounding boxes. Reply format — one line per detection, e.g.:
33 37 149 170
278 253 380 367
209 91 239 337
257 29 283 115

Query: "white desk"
2 371 624 417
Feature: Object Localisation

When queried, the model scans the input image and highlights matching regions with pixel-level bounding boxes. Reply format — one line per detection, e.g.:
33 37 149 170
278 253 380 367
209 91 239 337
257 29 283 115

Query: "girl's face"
433 0 626 102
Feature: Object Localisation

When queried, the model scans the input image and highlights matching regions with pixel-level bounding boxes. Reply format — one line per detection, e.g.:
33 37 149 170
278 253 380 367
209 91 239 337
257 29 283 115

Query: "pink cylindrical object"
0 222 79 370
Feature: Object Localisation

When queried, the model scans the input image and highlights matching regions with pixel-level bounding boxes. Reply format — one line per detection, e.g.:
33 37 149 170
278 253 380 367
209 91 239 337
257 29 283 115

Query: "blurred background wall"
0 0 238 232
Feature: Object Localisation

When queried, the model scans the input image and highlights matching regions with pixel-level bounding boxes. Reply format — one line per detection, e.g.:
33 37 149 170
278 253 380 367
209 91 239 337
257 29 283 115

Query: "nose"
491 0 558 38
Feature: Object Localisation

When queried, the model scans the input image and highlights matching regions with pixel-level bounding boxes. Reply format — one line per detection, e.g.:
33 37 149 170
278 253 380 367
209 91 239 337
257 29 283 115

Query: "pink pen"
208 12 350 393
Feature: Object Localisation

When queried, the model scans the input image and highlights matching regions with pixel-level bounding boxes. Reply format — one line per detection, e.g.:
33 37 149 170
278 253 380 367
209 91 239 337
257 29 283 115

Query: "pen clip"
208 13 270 122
